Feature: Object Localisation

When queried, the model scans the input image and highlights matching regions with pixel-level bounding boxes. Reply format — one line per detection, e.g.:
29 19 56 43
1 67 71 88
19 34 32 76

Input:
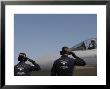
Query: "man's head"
18 53 27 62
60 46 71 56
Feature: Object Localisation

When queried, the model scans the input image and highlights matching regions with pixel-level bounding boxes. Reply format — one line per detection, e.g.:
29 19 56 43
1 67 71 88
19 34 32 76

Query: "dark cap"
19 53 26 57
62 46 69 51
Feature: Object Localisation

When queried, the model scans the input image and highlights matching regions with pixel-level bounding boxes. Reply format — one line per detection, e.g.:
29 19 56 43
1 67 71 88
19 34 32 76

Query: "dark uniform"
14 53 40 76
51 52 86 76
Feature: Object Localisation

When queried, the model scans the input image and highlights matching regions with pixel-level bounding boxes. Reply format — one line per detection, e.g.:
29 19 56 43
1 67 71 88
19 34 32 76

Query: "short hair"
19 53 26 57
62 46 69 51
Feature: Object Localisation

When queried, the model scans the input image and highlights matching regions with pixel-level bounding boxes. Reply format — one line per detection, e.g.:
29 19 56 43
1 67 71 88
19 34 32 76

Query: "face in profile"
64 48 71 52
18 53 27 61
62 47 72 55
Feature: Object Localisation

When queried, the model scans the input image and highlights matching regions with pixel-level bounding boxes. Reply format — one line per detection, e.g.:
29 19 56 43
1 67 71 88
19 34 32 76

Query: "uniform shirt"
51 56 86 76
14 61 40 76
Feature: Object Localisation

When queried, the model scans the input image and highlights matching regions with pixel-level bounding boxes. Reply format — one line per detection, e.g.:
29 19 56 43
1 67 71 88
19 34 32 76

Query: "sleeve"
30 61 41 71
74 58 86 66
71 52 79 58
51 60 57 76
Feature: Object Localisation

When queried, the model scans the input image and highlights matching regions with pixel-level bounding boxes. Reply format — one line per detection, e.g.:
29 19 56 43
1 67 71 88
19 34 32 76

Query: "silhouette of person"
51 47 86 76
14 53 40 76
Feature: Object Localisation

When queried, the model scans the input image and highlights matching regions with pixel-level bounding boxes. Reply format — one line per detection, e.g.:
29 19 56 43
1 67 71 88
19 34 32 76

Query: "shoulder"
53 58 61 63
66 56 74 59
68 57 75 61
21 62 32 68
25 63 32 67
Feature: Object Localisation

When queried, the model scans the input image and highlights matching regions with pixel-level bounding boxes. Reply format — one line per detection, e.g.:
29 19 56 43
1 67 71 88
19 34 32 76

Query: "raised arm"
70 52 86 66
70 52 79 58
27 58 40 71
74 58 86 66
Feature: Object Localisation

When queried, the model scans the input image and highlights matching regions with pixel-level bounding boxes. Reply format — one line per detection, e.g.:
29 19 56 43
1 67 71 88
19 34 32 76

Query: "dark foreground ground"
31 66 97 76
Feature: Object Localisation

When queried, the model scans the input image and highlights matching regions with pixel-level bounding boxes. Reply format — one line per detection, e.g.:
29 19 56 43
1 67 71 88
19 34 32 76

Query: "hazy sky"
14 14 97 64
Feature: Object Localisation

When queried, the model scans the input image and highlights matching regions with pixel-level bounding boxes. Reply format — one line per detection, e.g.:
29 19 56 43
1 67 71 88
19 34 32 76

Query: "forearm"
75 58 86 66
28 58 40 70
71 52 79 58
